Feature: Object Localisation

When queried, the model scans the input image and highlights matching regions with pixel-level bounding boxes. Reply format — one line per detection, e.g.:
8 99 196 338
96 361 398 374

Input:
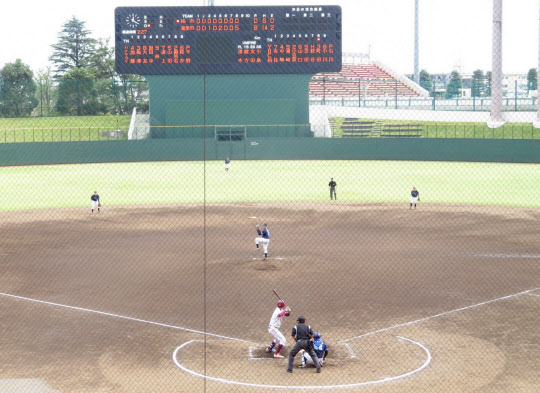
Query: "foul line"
173 336 431 389
0 292 254 344
340 286 540 343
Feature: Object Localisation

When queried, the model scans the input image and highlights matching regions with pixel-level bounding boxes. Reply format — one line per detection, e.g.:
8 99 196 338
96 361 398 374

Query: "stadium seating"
310 63 420 98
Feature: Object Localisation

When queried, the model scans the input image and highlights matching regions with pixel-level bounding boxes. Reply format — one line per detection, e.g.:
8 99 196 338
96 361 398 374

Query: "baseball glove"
98 203 101 207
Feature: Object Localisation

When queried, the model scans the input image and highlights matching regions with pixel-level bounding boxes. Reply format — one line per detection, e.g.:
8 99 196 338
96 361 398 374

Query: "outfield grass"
0 160 538 211
0 116 131 143
332 117 540 139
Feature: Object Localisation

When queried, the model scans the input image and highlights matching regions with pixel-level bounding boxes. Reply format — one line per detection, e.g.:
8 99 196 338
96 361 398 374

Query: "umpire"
286 316 321 373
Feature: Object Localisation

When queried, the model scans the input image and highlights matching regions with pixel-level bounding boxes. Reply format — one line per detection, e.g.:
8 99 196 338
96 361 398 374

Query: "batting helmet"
277 300 285 308
314 332 321 340
297 315 306 323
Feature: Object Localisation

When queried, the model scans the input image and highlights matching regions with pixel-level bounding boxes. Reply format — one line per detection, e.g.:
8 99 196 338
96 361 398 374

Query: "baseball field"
0 159 539 392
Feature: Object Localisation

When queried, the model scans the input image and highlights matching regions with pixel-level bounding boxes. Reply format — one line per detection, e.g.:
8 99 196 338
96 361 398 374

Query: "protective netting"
0 2 539 393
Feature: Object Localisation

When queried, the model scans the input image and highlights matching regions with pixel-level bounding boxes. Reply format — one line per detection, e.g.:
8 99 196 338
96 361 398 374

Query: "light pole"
489 0 505 127
414 0 420 84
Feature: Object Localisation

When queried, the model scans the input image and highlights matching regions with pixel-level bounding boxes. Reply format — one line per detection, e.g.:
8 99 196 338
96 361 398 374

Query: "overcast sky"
1 0 538 75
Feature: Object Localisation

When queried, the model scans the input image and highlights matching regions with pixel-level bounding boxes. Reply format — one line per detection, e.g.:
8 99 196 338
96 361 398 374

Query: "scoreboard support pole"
145 74 315 139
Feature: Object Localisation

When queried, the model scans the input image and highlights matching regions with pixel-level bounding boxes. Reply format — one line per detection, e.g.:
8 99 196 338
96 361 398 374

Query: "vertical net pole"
414 0 420 84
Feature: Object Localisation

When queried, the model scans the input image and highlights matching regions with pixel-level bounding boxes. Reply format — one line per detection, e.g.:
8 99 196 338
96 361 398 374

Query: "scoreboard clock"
115 6 342 75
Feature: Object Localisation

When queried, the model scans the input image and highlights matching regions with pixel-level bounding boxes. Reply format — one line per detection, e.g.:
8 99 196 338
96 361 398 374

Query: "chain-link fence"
1 3 539 393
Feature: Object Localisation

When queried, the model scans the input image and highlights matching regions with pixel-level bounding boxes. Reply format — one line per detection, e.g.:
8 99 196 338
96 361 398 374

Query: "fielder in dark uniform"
286 316 320 373
328 178 337 200
410 187 420 209
90 191 101 213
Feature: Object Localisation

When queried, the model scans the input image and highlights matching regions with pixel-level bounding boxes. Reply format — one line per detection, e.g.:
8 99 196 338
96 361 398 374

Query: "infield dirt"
0 202 539 392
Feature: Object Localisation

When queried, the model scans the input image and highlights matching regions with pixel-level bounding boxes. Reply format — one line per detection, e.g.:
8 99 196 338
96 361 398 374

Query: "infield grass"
0 160 538 211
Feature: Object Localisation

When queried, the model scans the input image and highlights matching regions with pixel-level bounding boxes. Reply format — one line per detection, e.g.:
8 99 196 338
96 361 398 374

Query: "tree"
50 17 97 78
527 68 538 93
419 69 433 92
445 71 463 99
55 67 104 115
34 66 56 116
0 59 38 117
485 71 492 96
471 69 486 97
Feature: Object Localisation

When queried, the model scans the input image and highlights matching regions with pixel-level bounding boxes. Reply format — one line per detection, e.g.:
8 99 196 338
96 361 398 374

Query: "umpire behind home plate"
286 316 321 373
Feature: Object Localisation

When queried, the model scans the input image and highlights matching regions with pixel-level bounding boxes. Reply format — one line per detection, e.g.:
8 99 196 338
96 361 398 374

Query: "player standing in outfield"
328 178 337 200
266 300 291 358
255 222 270 260
286 316 320 373
225 157 230 171
410 187 420 209
300 331 328 368
91 191 101 213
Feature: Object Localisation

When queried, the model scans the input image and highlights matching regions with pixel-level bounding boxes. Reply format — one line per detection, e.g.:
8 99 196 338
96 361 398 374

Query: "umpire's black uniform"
287 316 321 373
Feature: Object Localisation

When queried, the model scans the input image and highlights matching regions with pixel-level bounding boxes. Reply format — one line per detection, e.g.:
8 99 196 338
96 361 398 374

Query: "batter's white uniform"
268 307 287 346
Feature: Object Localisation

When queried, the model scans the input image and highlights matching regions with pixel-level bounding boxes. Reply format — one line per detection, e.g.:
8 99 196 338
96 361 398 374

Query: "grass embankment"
332 117 539 139
0 116 131 143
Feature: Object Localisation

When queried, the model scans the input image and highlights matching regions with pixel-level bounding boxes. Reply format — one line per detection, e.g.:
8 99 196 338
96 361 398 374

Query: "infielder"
300 331 328 368
266 300 291 358
286 315 320 373
410 187 420 209
91 191 101 213
225 157 230 171
255 222 270 260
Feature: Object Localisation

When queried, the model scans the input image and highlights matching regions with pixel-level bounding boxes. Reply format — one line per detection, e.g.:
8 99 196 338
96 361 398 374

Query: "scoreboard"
115 6 341 75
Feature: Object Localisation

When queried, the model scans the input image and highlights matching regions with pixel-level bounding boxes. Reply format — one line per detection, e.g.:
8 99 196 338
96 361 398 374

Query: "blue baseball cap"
262 222 268 226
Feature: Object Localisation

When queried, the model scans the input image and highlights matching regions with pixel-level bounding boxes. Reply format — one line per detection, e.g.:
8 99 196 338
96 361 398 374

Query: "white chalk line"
474 253 540 259
339 286 540 343
341 343 357 359
173 336 432 389
0 291 254 344
528 293 540 298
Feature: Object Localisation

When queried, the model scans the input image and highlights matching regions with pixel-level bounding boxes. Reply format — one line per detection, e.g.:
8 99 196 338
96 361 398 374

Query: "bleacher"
334 118 424 138
309 63 421 98
340 119 375 138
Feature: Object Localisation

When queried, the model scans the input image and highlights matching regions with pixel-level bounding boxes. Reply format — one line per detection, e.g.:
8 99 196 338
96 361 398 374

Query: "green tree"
471 69 486 97
50 17 97 78
34 66 56 116
419 69 432 92
527 68 538 92
445 70 463 99
485 71 492 96
55 67 104 115
0 59 38 117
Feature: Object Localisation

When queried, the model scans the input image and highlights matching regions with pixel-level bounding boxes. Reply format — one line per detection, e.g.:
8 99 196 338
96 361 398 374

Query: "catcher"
267 300 291 358
91 191 101 213
410 187 420 209
300 331 328 368
255 222 270 260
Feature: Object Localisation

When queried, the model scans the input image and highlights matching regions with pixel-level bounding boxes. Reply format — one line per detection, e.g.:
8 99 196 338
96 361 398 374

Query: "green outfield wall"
0 138 538 166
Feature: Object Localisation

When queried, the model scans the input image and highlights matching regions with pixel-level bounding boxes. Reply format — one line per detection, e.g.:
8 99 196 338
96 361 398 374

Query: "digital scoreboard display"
115 6 342 75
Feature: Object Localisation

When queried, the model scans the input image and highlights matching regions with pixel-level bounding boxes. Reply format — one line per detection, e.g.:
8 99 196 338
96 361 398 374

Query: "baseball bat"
273 289 283 301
